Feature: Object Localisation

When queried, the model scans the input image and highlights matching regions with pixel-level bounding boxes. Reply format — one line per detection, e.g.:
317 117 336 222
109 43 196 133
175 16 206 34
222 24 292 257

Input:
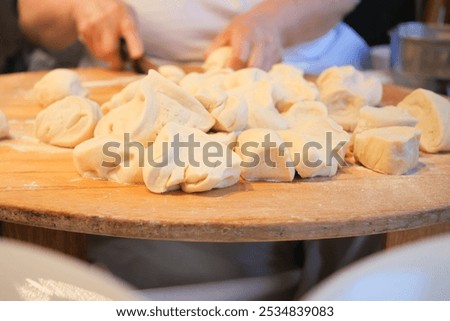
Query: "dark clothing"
0 0 29 73
345 0 417 46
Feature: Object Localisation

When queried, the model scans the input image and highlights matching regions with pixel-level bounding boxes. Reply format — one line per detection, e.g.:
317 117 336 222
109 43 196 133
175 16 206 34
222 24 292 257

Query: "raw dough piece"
269 64 305 83
158 65 186 84
278 116 350 178
224 67 270 90
33 69 88 107
398 88 450 153
101 79 141 114
354 126 421 175
95 70 214 144
143 122 241 193
208 131 238 148
353 106 418 135
272 80 319 112
73 136 144 184
281 101 328 128
240 80 288 130
195 86 248 132
317 66 383 131
0 110 10 139
202 46 232 70
235 128 295 182
35 96 102 148
349 105 418 151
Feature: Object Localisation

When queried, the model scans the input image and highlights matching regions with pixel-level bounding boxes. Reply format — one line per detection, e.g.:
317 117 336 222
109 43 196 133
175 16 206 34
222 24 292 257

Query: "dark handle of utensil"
119 38 147 74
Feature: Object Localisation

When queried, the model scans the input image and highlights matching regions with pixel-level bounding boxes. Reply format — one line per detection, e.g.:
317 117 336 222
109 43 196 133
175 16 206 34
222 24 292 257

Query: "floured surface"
0 69 449 242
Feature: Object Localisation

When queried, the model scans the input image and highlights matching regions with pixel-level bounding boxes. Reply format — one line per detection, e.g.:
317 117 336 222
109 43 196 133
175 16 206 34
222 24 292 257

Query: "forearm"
252 0 360 46
18 0 77 50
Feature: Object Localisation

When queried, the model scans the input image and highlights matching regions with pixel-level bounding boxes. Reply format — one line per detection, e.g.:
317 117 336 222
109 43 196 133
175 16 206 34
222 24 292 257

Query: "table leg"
1 222 87 260
385 221 450 249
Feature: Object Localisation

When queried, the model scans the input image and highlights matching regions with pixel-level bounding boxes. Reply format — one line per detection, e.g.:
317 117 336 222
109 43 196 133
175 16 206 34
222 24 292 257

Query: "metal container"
390 22 450 94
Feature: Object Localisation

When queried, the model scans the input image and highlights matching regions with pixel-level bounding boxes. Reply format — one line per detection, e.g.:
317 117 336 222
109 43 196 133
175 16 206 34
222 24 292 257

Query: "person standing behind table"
18 0 366 72
16 0 386 300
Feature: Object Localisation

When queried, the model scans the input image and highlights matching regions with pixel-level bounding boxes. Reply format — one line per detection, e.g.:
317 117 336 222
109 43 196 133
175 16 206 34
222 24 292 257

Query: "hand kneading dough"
33 69 88 107
317 66 383 132
354 126 421 175
398 88 450 153
101 79 141 114
73 136 144 184
34 96 102 148
95 70 214 144
143 122 241 193
235 128 295 182
157 65 186 84
202 46 232 70
0 110 10 138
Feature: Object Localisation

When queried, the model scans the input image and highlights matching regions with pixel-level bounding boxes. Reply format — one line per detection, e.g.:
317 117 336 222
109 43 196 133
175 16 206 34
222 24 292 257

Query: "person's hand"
72 0 143 69
206 10 283 71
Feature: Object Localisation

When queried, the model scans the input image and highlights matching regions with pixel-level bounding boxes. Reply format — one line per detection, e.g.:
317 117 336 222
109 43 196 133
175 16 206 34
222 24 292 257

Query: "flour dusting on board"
0 119 71 154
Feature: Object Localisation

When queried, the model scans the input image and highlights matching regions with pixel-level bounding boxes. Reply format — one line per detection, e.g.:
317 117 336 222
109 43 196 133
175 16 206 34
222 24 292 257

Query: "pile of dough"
73 136 144 184
0 110 9 139
317 66 383 131
235 128 295 182
279 116 350 178
398 88 450 153
34 96 102 148
95 70 214 144
354 126 421 175
143 122 241 193
101 79 141 114
158 65 186 84
33 69 88 107
202 46 232 70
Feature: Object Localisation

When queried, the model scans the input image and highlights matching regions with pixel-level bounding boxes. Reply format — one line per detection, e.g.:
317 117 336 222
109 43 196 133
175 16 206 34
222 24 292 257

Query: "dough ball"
158 65 186 84
398 88 450 153
281 101 328 128
143 122 241 193
349 105 418 152
33 69 88 107
279 115 350 177
354 126 421 175
0 110 10 139
101 79 141 114
203 46 232 70
35 96 102 148
239 80 287 130
73 136 144 184
271 79 319 112
269 64 305 83
196 86 248 132
235 128 295 182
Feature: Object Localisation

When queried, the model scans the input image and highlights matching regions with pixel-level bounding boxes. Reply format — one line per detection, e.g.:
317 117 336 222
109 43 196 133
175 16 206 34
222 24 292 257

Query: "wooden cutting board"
0 69 449 242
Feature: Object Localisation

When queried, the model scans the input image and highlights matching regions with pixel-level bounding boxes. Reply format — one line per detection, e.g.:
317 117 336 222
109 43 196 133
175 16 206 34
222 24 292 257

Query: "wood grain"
2 222 87 259
0 69 449 243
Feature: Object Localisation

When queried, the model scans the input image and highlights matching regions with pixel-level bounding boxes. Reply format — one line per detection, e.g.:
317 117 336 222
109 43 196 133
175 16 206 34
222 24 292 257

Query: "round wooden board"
0 69 449 242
